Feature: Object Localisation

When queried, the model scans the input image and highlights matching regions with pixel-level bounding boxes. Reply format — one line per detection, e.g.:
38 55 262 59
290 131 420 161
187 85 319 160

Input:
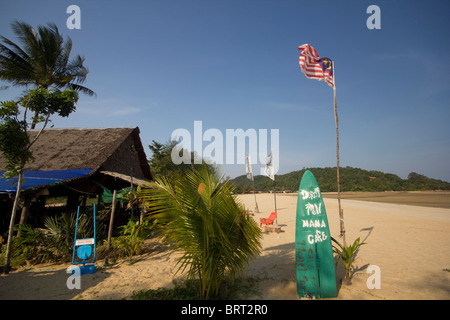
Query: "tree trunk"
3 171 23 275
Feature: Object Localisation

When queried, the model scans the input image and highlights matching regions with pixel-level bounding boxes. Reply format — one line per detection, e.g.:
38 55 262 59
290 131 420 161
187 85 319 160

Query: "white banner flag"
246 154 253 181
265 151 275 181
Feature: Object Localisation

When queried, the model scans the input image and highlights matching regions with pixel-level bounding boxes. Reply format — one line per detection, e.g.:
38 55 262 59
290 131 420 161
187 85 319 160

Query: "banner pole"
246 154 259 213
272 149 277 224
273 179 277 224
253 181 259 213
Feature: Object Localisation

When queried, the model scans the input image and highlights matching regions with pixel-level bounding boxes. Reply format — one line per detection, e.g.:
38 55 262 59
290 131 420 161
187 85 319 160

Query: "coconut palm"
143 164 262 299
0 20 94 128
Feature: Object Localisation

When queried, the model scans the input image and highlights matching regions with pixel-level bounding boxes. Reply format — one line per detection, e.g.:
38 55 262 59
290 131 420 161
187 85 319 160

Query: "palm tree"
143 164 262 299
0 20 95 128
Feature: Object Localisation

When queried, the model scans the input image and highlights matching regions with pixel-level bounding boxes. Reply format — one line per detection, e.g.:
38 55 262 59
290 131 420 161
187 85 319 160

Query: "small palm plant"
113 218 154 261
142 164 262 299
331 236 366 285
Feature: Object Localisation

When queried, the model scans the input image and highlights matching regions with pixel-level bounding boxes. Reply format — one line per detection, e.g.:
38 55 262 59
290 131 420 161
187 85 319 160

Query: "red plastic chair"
260 212 277 227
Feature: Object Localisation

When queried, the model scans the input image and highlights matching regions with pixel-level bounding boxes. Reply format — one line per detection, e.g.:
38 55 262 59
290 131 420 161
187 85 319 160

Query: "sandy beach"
0 192 449 300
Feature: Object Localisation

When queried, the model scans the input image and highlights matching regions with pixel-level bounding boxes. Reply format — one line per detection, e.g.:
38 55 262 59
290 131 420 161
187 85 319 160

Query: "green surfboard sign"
295 170 337 298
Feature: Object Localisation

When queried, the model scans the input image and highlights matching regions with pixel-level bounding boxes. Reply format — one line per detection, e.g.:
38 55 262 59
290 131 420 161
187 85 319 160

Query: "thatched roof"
0 127 152 181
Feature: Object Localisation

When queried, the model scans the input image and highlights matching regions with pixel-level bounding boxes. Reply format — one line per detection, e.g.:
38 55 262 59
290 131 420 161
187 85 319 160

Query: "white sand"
1 193 449 300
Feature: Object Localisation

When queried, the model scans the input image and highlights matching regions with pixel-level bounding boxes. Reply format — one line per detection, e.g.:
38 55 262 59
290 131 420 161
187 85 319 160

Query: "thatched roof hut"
0 127 152 195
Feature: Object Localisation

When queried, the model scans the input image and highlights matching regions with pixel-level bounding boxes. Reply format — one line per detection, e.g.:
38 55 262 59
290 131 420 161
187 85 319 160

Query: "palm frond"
0 21 95 97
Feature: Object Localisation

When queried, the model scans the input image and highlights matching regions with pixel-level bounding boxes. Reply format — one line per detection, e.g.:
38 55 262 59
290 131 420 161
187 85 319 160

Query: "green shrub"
112 218 155 260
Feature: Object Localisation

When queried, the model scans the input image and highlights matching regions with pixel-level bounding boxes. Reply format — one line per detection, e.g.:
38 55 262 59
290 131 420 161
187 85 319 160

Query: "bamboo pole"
333 62 346 247
104 189 117 265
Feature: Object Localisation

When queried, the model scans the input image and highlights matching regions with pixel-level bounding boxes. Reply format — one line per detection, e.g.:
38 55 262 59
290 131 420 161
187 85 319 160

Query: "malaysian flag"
298 44 334 88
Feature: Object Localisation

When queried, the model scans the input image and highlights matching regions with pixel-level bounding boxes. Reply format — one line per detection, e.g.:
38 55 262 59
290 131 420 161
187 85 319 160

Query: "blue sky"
1 0 450 182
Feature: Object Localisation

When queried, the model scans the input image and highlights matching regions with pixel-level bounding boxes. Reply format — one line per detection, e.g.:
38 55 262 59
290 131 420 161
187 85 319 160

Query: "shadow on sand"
0 263 112 299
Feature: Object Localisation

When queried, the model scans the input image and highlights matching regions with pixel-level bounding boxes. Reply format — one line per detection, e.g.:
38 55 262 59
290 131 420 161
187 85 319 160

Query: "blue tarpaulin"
0 169 93 194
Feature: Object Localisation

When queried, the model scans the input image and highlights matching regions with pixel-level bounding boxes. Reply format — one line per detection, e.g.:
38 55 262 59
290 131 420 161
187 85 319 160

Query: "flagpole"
333 62 346 247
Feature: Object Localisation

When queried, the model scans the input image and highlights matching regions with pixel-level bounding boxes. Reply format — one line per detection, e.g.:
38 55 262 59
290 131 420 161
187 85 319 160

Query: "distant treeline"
230 167 450 193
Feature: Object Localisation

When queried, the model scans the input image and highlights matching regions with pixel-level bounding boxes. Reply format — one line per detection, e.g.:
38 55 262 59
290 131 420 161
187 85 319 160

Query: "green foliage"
0 210 99 266
331 237 366 285
21 87 79 120
142 164 262 299
14 224 47 261
0 88 78 178
230 167 450 193
0 224 54 266
0 101 32 176
0 120 30 175
112 218 155 260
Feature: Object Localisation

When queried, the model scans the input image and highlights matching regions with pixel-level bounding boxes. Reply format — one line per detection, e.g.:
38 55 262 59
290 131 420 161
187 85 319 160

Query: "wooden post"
130 177 134 221
81 194 88 210
17 195 32 237
104 190 117 265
